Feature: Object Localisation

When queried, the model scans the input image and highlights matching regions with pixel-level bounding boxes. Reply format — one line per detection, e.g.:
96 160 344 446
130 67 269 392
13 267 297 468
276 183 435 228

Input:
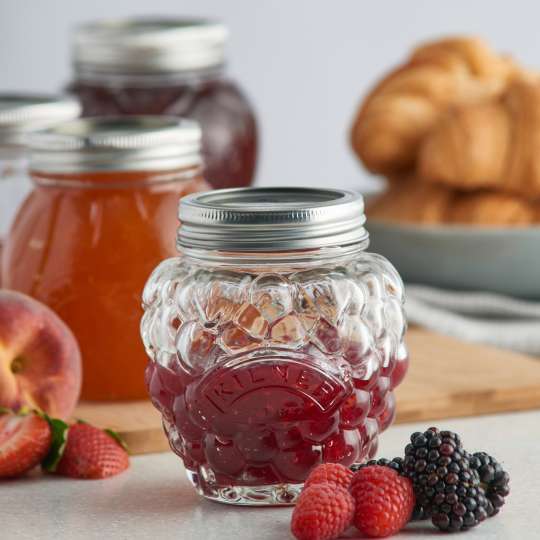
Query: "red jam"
141 187 409 504
71 79 258 190
146 346 406 487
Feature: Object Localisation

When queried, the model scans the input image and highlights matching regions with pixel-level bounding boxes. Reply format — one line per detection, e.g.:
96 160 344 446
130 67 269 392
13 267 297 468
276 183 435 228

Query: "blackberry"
403 428 489 532
351 457 428 521
469 452 510 517
351 457 404 474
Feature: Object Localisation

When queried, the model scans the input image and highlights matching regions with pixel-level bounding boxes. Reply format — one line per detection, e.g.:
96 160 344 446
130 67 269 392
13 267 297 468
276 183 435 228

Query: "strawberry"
0 409 52 478
49 423 129 479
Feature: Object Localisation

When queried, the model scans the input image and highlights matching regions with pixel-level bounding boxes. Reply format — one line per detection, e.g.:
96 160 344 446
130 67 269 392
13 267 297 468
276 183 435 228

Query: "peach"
0 290 81 419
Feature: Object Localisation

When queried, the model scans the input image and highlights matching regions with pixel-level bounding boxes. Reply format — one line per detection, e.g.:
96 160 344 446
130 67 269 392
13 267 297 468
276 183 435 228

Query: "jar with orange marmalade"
69 17 258 191
2 116 210 400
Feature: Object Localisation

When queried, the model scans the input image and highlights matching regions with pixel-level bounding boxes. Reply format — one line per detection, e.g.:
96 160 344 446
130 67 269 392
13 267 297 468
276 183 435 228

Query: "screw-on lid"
28 116 202 173
178 187 367 252
73 17 228 78
0 94 81 146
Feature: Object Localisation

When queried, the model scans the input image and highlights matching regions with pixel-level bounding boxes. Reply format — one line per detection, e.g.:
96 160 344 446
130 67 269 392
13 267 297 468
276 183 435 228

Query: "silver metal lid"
28 116 202 173
178 187 367 252
73 17 228 77
0 94 81 146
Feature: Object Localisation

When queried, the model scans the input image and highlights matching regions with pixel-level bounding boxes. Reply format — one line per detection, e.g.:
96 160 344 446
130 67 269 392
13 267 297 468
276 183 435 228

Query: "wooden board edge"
396 385 540 424
120 427 169 455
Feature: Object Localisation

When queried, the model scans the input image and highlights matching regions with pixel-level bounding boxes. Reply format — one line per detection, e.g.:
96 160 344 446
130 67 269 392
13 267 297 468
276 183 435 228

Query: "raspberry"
353 457 428 520
304 463 354 490
291 483 354 540
351 465 415 538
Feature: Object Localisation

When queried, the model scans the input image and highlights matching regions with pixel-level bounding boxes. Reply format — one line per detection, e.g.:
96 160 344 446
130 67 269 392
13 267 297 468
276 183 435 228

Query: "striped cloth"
406 285 540 356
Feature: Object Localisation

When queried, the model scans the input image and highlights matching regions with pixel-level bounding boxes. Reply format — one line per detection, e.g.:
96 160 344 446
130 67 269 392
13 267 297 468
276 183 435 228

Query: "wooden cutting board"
74 329 540 455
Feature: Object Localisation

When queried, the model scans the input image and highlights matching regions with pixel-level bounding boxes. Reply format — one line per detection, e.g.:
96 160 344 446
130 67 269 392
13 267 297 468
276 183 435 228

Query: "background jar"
2 116 210 401
69 17 258 191
0 94 80 260
141 187 409 505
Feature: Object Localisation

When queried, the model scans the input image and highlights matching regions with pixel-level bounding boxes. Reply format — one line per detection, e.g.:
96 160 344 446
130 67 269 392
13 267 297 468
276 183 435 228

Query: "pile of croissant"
351 36 540 226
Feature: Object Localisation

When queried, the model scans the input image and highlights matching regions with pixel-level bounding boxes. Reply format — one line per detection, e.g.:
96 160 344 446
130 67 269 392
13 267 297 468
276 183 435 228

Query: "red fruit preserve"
141 188 409 505
69 18 258 190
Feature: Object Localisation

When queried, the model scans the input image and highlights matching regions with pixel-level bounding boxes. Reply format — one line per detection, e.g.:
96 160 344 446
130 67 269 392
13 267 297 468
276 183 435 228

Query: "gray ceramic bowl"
367 221 540 299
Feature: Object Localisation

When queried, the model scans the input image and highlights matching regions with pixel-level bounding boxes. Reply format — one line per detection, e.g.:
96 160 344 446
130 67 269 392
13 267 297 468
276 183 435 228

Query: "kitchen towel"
405 285 540 356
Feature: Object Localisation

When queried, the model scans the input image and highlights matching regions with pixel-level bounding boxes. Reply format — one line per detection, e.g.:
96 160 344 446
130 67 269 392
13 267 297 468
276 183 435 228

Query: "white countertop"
4 410 540 540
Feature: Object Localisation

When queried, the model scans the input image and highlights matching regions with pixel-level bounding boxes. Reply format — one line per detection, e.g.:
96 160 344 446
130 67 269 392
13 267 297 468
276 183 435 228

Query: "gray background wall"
1 0 538 192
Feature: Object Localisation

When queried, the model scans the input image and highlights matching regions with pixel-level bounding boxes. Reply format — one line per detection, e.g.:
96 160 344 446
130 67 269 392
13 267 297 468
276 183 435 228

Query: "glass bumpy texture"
141 253 408 505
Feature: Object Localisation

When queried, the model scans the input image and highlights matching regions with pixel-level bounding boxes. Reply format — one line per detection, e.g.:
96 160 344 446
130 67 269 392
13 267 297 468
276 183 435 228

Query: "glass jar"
141 188 409 505
2 116 210 401
69 17 258 191
0 94 80 261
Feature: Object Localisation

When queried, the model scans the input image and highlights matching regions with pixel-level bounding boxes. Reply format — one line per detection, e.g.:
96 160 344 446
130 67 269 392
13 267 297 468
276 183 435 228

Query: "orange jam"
2 168 209 400
1 116 209 401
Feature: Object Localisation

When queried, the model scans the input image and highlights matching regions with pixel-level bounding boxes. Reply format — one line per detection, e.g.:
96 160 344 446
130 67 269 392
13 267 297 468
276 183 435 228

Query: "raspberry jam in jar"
69 17 258 190
142 188 409 505
2 117 210 400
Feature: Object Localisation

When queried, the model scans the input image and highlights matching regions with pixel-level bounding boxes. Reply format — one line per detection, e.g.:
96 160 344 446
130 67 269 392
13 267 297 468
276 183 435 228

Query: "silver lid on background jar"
73 17 228 77
178 187 368 252
0 94 81 147
28 116 202 173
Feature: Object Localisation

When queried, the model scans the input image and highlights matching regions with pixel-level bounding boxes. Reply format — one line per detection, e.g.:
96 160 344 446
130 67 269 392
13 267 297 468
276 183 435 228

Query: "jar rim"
0 94 81 147
177 187 368 253
28 116 202 173
73 17 228 76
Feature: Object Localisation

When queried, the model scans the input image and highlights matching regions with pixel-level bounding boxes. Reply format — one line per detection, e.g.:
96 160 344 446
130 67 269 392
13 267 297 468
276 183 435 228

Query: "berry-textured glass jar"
0 94 80 258
69 17 258 190
2 116 210 401
141 188 408 505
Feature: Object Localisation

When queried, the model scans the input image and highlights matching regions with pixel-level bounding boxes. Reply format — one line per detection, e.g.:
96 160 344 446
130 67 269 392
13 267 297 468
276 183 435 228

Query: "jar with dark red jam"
141 188 409 506
68 17 258 190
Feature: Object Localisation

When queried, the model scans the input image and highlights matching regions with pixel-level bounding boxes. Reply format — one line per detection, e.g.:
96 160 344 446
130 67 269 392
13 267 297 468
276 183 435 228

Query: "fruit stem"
11 355 25 374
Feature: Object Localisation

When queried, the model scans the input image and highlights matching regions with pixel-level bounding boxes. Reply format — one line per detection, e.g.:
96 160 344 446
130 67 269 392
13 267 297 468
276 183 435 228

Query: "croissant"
368 179 535 226
451 191 535 225
419 79 540 196
351 37 524 175
367 179 454 224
